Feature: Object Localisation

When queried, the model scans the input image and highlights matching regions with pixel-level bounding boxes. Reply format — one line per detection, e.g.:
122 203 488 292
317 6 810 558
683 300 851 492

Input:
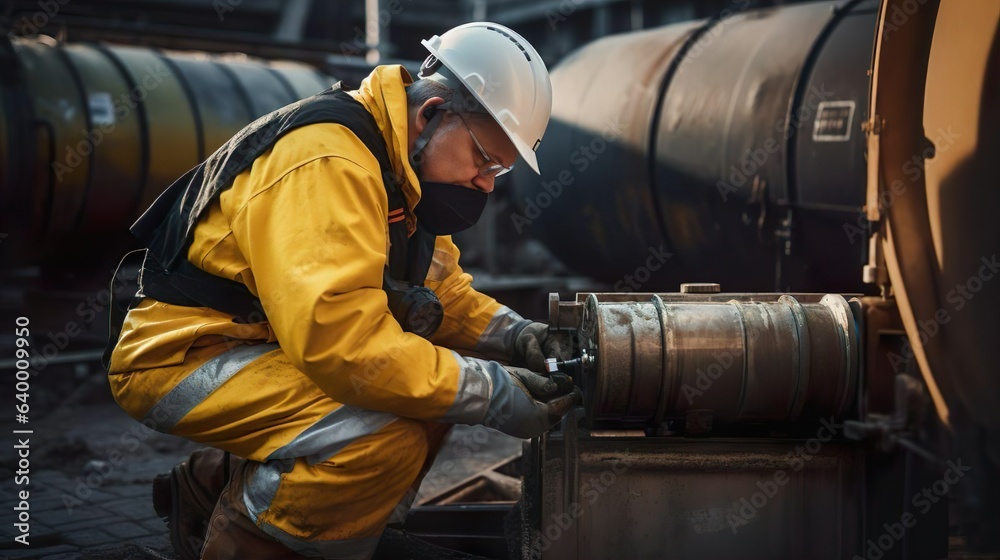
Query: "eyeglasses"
456 114 514 178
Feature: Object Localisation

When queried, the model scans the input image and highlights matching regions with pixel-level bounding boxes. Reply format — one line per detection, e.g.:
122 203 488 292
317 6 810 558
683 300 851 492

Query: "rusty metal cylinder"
578 293 859 427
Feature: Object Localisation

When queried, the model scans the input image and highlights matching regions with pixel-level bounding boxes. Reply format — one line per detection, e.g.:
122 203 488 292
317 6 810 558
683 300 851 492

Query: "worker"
105 22 579 559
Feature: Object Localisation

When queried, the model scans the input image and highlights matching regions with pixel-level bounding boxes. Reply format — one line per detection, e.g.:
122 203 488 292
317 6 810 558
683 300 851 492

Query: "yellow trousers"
110 341 451 558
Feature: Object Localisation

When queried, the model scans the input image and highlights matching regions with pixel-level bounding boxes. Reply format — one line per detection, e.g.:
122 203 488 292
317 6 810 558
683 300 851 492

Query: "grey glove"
510 321 572 372
482 364 581 439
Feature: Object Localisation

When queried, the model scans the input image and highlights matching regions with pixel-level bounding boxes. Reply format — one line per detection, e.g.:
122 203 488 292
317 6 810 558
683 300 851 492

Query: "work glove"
510 321 573 373
481 364 581 439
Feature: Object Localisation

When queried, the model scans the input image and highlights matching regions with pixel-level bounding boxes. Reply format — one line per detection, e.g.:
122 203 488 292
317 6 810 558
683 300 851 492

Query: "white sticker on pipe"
88 92 116 127
812 100 856 142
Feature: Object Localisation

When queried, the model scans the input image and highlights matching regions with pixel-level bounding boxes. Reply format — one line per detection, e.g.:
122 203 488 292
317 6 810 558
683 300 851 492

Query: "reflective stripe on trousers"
141 343 280 433
133 343 443 558
140 342 399 462
239 419 450 559
244 460 382 559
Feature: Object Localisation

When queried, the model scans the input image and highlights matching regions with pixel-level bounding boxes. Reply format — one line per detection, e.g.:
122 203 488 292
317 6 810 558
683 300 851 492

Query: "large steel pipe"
576 293 859 428
514 0 878 293
0 36 332 264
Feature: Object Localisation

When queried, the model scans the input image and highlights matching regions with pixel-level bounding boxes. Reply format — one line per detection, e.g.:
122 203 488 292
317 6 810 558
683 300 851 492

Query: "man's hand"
511 322 572 372
481 365 580 439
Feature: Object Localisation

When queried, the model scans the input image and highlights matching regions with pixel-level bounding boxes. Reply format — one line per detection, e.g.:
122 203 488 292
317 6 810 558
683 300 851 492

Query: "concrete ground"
0 373 520 560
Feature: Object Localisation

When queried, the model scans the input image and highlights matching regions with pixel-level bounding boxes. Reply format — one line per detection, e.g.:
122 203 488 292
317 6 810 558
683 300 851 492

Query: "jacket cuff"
441 352 495 424
473 306 531 362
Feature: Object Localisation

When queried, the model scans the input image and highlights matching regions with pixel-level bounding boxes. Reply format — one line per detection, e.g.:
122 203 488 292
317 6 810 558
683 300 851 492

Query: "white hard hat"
419 22 553 174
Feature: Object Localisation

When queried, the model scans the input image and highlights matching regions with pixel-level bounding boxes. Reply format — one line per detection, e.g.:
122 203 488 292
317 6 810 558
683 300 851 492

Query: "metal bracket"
861 115 884 135
548 292 584 331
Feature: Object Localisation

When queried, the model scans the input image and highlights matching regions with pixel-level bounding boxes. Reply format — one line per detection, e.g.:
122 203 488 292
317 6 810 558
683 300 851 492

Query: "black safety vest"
104 84 436 367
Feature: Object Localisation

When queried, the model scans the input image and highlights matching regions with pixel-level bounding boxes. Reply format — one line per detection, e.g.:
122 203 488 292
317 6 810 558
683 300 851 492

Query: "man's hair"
406 78 454 109
406 78 493 124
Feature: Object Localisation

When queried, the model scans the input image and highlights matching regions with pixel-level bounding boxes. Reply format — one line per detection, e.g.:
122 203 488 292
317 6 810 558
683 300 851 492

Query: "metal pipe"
513 0 879 293
573 292 859 428
0 35 333 265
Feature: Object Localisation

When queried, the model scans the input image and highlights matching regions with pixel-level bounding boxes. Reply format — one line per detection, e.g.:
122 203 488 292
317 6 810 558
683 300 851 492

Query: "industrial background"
0 0 998 558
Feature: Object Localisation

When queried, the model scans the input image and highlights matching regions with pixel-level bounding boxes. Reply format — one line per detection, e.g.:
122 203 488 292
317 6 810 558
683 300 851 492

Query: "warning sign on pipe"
812 100 856 142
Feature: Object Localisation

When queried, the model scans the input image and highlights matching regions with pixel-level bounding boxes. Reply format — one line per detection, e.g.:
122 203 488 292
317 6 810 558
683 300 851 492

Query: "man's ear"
414 97 447 135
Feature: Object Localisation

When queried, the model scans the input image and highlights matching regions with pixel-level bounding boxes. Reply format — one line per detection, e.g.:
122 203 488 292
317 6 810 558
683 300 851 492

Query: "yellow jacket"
110 65 522 423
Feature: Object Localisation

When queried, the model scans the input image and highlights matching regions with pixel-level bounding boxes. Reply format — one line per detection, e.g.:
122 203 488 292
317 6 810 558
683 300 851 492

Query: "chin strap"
410 100 452 173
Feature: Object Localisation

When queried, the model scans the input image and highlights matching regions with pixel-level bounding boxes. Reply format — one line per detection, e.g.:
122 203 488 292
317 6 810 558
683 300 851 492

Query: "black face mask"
414 182 488 235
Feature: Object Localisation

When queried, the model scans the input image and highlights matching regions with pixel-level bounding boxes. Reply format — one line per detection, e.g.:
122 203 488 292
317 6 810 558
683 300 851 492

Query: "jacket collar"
348 65 421 218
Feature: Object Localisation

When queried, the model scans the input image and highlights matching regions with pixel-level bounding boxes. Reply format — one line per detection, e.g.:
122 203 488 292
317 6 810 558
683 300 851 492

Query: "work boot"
200 458 309 560
152 448 229 560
